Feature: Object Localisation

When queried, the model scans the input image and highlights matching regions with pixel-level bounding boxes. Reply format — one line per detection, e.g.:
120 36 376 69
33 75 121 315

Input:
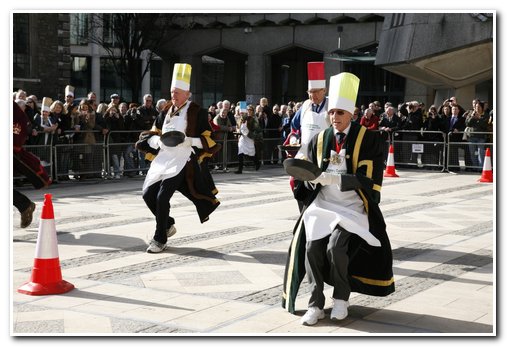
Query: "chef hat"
42 97 53 113
307 62 326 90
171 63 192 91
65 85 75 97
327 72 360 114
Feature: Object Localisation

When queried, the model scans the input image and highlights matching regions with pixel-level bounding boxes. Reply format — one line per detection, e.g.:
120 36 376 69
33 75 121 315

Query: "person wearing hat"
282 72 394 325
32 97 59 146
137 63 222 253
289 62 330 160
284 62 330 211
234 102 261 174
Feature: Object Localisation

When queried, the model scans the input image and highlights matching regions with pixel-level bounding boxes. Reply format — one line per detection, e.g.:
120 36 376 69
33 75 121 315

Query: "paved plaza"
10 166 495 336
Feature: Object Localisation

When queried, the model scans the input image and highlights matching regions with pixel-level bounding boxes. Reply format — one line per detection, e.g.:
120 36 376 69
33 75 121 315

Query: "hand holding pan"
160 131 186 147
283 158 322 181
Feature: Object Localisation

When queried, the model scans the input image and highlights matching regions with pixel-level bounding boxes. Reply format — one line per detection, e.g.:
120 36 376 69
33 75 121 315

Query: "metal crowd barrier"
13 128 494 183
392 130 447 170
446 131 493 172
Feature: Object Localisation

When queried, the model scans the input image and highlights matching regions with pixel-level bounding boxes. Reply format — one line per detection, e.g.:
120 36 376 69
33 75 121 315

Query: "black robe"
144 101 222 223
282 122 395 313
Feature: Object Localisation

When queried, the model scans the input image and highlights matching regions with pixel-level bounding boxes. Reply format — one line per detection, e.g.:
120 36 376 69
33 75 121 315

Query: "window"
70 13 89 45
202 55 224 108
70 56 91 98
101 58 137 102
102 14 119 47
13 13 30 78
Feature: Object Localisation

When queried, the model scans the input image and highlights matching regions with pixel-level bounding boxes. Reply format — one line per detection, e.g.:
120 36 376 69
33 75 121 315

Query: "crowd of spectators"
13 87 494 183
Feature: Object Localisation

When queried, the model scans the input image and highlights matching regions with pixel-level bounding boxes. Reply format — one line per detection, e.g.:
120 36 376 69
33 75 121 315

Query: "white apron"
238 122 256 156
295 99 330 160
303 147 380 247
142 103 194 193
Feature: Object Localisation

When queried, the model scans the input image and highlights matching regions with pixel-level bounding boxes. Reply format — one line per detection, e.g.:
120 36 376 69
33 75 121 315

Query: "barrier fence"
14 129 493 182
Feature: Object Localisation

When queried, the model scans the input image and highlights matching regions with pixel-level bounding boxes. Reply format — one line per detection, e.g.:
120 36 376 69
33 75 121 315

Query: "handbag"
463 127 473 140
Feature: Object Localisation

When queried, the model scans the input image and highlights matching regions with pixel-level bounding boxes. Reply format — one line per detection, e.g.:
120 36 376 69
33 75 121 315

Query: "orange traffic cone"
478 147 493 183
17 194 74 295
384 144 399 177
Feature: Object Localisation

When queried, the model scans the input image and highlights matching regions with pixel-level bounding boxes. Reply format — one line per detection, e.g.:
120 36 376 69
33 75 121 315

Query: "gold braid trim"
317 131 325 168
351 275 395 287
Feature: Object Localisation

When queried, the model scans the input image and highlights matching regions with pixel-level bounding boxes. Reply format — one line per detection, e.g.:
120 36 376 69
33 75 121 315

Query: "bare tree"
86 13 183 102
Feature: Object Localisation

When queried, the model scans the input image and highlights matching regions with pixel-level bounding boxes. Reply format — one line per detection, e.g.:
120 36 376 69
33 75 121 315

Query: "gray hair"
156 99 167 111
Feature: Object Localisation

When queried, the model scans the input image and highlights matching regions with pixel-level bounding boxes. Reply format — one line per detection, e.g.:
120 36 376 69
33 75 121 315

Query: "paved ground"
10 166 495 336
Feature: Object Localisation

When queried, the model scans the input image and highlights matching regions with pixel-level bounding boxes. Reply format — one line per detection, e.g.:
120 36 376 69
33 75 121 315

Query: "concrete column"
324 57 342 81
141 50 151 97
245 54 265 105
90 14 101 100
454 85 475 109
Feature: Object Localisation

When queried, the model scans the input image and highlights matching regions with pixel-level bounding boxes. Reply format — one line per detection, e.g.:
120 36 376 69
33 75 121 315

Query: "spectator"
108 93 121 111
51 100 73 181
445 105 466 168
155 99 167 113
32 97 58 146
16 89 27 100
379 106 400 140
359 108 379 130
438 96 465 117
213 107 234 142
25 97 39 121
222 100 237 128
73 99 101 179
265 104 282 164
422 105 445 167
134 94 159 174
235 108 261 174
87 91 98 112
465 101 489 169
104 105 125 178
123 103 140 177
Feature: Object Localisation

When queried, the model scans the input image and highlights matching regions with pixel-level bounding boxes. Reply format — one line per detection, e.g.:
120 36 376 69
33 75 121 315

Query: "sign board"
239 101 247 113
412 144 424 153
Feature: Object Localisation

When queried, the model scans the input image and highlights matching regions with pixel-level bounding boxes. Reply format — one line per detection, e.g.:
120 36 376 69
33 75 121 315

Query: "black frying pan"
283 158 322 181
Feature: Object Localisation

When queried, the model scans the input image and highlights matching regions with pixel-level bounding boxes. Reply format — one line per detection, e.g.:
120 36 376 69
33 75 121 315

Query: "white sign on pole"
412 144 424 153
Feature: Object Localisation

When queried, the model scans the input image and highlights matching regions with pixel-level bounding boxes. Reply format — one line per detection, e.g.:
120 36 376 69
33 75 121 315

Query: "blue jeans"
468 137 486 168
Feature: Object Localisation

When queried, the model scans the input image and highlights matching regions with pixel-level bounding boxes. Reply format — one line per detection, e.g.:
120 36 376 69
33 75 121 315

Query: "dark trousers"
305 226 351 309
142 169 186 244
237 153 259 172
14 189 32 213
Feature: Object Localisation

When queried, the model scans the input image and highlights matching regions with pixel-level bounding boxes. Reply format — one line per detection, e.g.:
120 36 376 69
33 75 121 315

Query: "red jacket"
13 101 30 152
360 114 380 130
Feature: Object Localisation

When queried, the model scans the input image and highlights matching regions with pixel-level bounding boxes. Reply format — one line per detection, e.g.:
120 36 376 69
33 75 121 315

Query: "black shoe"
255 162 261 171
234 170 242 174
20 202 36 228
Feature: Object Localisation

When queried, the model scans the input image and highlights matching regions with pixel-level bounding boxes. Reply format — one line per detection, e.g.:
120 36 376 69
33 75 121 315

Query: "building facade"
13 12 494 110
